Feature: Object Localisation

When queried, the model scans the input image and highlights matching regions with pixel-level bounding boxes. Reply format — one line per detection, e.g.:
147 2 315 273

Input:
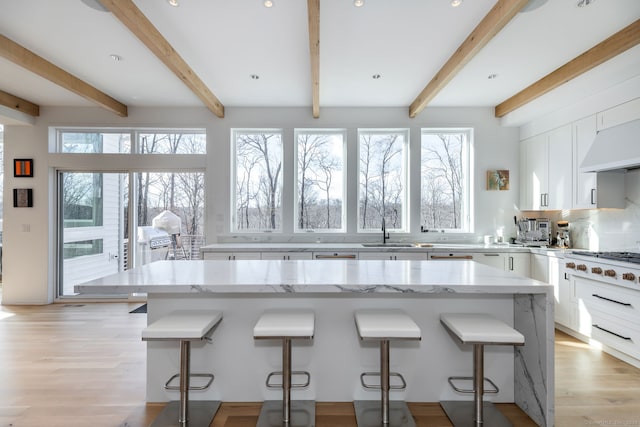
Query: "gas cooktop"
571 251 640 264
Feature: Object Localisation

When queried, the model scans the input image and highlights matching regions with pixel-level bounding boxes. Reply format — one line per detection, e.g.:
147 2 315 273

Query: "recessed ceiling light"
167 0 179 6
250 74 260 80
577 0 595 7
451 0 463 7
264 0 274 7
354 0 364 7
110 54 122 62
372 74 381 80
488 74 498 79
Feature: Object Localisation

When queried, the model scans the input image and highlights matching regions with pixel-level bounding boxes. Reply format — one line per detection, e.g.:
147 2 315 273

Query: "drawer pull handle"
483 253 500 257
592 324 632 341
315 254 356 259
431 255 473 260
592 294 632 307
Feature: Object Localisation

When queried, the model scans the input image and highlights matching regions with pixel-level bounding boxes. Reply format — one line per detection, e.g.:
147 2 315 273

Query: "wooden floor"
0 302 638 427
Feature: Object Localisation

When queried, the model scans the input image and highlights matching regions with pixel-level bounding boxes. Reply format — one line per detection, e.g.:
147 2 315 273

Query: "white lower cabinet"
532 253 576 328
475 252 530 276
359 252 427 260
203 252 261 260
260 252 313 260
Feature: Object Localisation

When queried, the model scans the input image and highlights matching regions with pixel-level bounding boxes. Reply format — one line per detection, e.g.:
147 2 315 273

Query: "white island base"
75 260 553 426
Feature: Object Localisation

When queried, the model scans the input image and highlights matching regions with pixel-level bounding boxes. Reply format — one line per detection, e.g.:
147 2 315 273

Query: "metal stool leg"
283 337 292 424
473 344 483 426
380 339 390 425
179 340 190 425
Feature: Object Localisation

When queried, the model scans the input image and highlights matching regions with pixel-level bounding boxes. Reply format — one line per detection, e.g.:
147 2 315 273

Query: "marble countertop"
74 259 552 295
200 242 552 253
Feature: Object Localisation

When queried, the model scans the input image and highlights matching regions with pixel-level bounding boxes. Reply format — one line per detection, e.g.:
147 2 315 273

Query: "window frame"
293 128 347 233
231 128 284 233
356 128 410 234
420 127 473 233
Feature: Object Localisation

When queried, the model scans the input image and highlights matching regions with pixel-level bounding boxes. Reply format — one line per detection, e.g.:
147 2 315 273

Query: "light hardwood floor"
0 302 638 426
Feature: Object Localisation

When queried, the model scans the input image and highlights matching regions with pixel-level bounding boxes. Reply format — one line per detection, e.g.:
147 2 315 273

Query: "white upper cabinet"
520 125 572 211
573 115 625 209
596 98 640 131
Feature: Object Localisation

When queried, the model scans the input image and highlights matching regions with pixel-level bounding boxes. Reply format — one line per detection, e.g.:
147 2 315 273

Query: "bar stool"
142 310 223 427
353 309 421 427
253 309 315 427
439 313 525 427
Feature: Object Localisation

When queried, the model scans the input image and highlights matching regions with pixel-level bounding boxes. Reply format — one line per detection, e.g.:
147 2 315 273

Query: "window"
232 129 283 232
358 129 409 232
60 131 131 153
63 239 103 259
62 173 103 228
139 131 206 154
420 129 471 232
295 129 346 232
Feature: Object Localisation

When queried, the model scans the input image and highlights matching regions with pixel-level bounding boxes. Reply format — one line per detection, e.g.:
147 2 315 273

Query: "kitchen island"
75 259 553 426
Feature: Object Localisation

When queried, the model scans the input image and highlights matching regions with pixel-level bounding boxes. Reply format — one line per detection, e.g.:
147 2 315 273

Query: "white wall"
1 105 520 304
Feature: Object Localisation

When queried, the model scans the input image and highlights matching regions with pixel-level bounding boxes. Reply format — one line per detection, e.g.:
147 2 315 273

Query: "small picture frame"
14 158 34 177
13 188 34 208
487 169 510 191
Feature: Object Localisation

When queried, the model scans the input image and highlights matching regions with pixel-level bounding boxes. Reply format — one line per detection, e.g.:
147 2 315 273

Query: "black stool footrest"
164 373 215 391
447 376 499 394
266 370 311 389
360 371 407 390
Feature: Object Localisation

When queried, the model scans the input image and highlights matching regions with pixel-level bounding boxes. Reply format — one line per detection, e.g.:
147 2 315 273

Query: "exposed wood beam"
100 0 225 118
0 34 128 117
308 0 320 118
409 0 529 118
0 89 40 117
495 19 640 118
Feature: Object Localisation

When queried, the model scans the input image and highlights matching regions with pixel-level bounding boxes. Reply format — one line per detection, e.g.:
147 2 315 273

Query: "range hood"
580 119 640 173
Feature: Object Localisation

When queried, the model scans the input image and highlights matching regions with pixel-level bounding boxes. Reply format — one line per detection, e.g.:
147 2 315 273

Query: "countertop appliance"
515 218 551 246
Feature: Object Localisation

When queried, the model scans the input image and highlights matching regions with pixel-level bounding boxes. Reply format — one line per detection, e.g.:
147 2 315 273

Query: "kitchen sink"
361 243 416 248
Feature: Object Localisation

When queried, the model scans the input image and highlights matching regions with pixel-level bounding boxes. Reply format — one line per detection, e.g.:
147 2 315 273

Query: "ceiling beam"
0 89 40 117
100 0 225 118
307 0 320 118
0 34 128 117
495 19 640 118
409 0 529 118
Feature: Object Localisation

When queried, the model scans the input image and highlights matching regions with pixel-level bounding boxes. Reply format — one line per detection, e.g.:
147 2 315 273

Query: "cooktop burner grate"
571 251 640 264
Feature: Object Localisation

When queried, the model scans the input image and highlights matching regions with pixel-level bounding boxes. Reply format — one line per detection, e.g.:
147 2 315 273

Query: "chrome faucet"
382 218 390 244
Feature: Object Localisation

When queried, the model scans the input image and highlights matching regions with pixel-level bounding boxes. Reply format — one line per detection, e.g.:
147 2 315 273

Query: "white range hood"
580 119 640 173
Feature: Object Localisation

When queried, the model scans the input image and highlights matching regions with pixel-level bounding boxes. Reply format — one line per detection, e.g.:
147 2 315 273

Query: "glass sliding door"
58 172 128 297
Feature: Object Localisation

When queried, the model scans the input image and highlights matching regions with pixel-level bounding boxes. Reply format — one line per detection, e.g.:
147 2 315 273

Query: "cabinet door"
475 253 505 270
261 252 313 260
596 98 640 131
552 257 576 329
358 252 394 260
547 125 572 210
203 252 235 260
530 254 549 282
574 116 625 209
507 253 530 276
521 135 548 210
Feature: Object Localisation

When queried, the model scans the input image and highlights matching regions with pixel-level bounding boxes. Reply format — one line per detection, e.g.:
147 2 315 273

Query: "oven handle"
592 324 632 341
592 293 632 307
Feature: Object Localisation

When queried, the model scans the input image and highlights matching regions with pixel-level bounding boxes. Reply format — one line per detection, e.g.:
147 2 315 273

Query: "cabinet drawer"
575 277 640 326
585 307 640 360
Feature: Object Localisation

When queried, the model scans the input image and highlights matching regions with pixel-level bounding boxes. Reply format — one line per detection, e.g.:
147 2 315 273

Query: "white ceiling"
0 0 639 126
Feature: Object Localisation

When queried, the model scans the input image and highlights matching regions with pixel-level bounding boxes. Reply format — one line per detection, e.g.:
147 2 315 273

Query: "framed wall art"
486 169 509 191
13 188 34 208
14 158 34 177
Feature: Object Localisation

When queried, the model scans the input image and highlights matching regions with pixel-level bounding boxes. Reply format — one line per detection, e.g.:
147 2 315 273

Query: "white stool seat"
440 313 524 345
355 309 421 340
253 309 315 338
142 310 223 340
